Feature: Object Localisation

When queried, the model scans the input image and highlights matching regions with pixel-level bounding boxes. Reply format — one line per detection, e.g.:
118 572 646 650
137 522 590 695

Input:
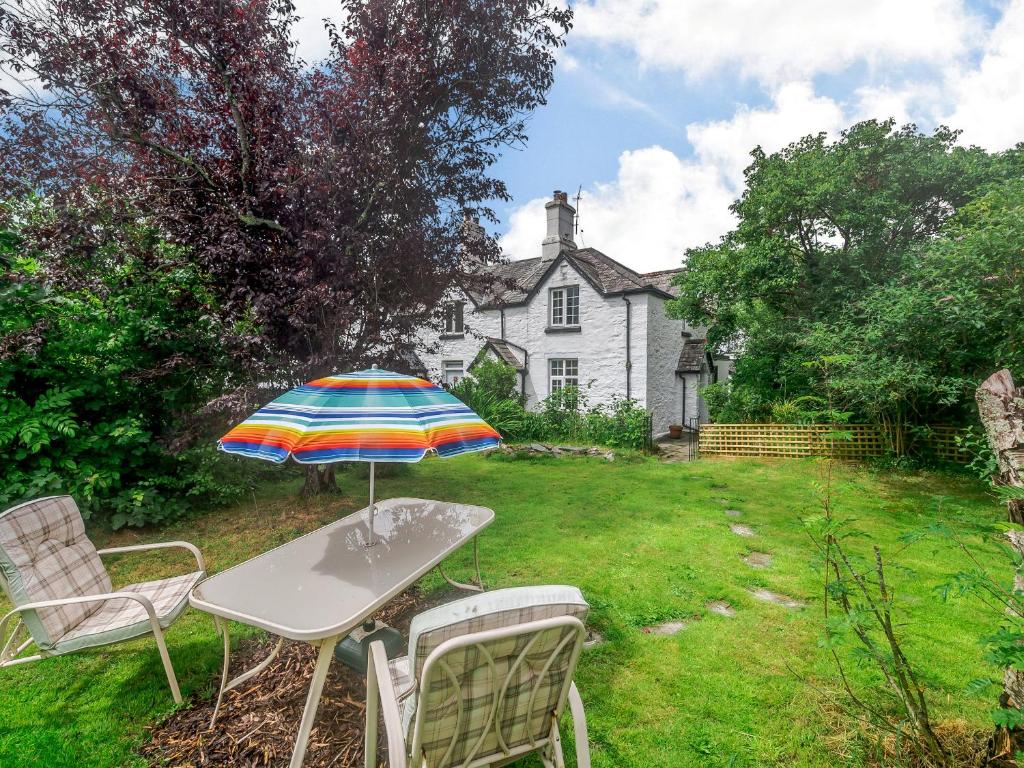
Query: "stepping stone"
748 588 805 609
729 523 756 537
742 552 773 569
706 600 736 618
584 630 605 648
724 509 742 518
643 620 688 636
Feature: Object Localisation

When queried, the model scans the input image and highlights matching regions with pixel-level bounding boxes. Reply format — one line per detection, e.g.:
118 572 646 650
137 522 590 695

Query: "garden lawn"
0 454 1006 767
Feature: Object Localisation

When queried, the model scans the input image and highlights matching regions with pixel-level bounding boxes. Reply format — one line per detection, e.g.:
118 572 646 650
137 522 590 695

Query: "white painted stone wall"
646 295 685 435
715 358 735 382
416 287 499 384
520 260 633 409
417 258 716 435
419 260 639 412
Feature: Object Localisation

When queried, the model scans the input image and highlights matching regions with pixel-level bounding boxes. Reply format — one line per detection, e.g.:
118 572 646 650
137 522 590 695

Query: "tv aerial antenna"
573 184 583 242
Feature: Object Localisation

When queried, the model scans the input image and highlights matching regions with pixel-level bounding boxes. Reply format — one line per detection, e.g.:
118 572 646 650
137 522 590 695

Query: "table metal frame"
189 498 491 768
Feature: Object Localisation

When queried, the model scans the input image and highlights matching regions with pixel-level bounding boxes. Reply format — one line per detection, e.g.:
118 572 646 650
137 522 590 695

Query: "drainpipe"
621 295 632 401
521 352 528 403
681 377 687 428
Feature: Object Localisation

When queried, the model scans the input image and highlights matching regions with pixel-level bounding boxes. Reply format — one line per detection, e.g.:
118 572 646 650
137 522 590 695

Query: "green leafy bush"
0 211 250 527
462 357 521 403
955 426 1000 481
450 362 651 450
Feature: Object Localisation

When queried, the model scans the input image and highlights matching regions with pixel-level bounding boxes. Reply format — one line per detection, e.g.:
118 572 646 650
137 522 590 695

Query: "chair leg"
364 647 379 768
151 624 183 704
549 714 567 768
568 682 591 768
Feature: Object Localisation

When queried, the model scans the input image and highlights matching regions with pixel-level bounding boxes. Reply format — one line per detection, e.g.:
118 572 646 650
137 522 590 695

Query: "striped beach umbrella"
218 367 501 543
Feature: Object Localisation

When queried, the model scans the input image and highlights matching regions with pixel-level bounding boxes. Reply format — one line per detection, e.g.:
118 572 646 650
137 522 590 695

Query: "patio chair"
365 585 592 768
0 495 206 703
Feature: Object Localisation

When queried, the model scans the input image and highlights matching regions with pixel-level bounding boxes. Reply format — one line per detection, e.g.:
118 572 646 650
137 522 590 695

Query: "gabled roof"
640 268 682 297
399 347 428 376
463 248 681 308
676 338 710 373
471 337 527 372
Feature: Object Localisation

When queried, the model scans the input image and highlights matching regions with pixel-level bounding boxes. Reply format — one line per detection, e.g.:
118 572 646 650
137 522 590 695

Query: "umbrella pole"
367 460 376 545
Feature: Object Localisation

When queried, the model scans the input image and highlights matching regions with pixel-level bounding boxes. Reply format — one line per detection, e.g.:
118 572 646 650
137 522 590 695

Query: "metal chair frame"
0 540 205 704
365 615 591 768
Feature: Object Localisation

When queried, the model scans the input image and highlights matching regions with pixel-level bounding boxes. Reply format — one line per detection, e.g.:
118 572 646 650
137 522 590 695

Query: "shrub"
450 367 651 450
448 368 528 440
0 213 247 527
465 357 521 403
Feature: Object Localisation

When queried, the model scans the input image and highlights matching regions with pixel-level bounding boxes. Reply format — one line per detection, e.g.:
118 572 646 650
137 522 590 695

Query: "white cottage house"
413 191 731 436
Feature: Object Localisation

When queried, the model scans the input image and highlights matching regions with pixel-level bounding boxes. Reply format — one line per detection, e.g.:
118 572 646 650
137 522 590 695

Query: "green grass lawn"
0 453 1006 767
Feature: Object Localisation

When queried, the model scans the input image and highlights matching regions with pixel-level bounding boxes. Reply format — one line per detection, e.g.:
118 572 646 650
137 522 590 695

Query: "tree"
670 119 1021 432
0 0 571 389
0 200 240 526
975 370 1024 760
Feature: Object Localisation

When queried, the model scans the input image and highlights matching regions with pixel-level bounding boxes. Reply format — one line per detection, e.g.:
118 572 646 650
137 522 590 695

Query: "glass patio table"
188 496 495 768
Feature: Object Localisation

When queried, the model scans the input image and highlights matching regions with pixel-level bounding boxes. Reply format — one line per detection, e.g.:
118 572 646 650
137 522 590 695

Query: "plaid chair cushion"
408 585 589 679
54 570 203 654
0 496 112 647
404 586 588 767
388 655 415 699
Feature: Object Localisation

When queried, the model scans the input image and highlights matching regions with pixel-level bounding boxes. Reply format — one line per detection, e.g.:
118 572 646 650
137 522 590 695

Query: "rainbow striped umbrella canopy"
218 367 501 464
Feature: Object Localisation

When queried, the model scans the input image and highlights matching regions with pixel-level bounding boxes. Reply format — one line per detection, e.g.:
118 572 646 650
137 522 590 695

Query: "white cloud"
685 82 844 184
941 0 1024 149
824 1 1024 150
500 144 739 272
573 0 980 85
850 83 923 126
501 83 846 271
291 0 345 63
502 0 1024 273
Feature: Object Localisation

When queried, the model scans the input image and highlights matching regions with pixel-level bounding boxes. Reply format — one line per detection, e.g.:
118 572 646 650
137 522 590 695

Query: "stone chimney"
541 190 576 260
460 211 488 265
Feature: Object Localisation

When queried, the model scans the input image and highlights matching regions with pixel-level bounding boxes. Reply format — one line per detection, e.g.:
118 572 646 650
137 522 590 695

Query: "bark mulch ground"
140 588 452 768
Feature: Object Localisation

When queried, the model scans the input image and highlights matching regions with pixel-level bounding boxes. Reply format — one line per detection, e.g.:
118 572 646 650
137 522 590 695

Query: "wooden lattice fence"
698 423 971 463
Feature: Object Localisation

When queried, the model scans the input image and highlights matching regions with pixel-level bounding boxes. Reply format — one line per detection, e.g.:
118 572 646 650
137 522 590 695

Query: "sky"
287 1 1022 272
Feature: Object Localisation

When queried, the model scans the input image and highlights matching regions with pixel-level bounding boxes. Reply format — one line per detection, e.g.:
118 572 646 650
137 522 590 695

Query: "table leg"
288 635 340 768
210 620 285 729
210 617 231 727
437 535 485 592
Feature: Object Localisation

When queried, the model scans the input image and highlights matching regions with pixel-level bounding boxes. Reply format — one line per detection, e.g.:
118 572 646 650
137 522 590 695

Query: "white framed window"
549 286 579 327
443 302 465 334
442 360 464 386
549 358 579 393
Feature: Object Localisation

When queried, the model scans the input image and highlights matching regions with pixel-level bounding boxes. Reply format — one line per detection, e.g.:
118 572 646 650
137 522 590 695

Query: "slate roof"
463 257 547 306
463 248 682 308
398 347 428 376
676 338 709 373
640 268 682 297
472 337 527 371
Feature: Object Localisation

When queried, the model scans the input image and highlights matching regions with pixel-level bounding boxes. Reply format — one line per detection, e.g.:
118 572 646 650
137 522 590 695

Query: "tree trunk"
301 465 340 497
976 369 1024 762
977 369 1024 524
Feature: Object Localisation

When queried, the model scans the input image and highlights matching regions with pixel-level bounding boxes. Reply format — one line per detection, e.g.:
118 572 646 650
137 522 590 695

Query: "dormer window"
442 301 465 335
550 286 579 327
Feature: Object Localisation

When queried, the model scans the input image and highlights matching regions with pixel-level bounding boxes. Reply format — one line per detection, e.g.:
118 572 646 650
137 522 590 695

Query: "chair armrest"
0 591 161 644
97 541 205 573
366 640 408 768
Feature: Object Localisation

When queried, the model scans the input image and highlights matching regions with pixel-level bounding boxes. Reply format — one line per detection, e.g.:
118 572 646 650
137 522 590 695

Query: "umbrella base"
334 619 404 674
